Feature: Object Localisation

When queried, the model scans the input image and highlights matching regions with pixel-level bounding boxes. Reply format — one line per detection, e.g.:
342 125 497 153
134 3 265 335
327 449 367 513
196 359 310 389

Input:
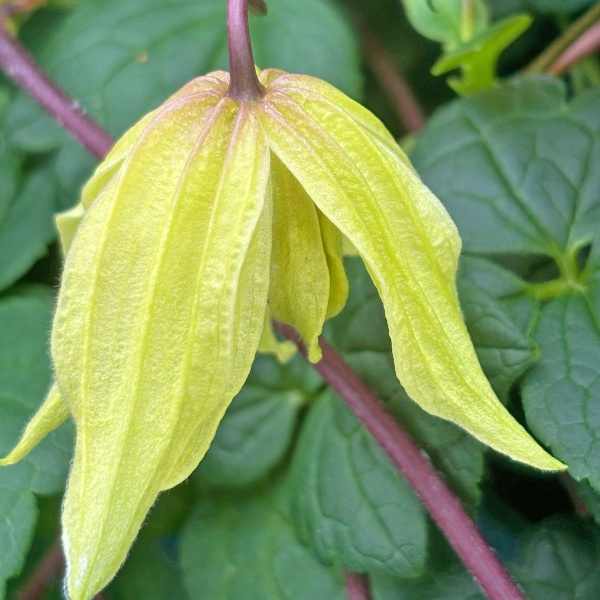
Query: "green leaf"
0 163 57 291
522 287 600 489
370 529 484 600
194 355 321 489
513 515 600 599
458 255 539 334
108 539 189 600
458 273 539 400
412 76 600 262
180 483 345 600
9 0 361 151
490 0 594 17
0 91 57 291
0 292 72 597
290 390 427 577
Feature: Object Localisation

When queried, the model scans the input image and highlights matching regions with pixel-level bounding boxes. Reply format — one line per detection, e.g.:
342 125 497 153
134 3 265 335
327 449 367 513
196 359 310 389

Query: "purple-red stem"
227 0 265 101
344 572 372 600
360 27 426 134
0 28 113 158
19 538 63 600
548 19 600 76
0 23 527 600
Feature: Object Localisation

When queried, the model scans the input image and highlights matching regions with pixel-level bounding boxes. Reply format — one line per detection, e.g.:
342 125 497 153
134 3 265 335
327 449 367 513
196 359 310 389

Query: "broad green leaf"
370 529 484 600
458 255 539 334
458 263 539 399
513 515 600 599
0 292 72 598
0 91 56 291
0 164 57 291
290 390 426 577
522 286 600 490
180 484 345 600
194 355 321 489
412 76 600 263
9 0 361 151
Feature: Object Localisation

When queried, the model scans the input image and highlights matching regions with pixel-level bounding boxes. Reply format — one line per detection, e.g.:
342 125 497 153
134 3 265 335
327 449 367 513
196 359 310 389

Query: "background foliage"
1 0 600 598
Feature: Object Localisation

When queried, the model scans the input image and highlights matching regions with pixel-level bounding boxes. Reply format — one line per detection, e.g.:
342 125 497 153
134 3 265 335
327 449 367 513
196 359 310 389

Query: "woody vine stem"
0 2 536 599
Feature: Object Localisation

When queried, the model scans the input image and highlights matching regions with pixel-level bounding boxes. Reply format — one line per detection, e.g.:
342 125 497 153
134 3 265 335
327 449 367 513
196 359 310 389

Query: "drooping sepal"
259 77 564 471
268 154 330 362
53 83 271 598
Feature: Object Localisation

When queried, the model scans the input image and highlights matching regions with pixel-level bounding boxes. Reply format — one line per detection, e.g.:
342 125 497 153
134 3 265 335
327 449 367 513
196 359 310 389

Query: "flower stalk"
227 0 265 101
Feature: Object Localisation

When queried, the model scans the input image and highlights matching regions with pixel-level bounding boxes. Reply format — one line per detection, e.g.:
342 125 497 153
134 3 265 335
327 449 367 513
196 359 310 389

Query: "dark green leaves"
0 292 72 598
180 483 345 600
522 288 600 488
413 76 600 260
0 92 57 291
195 355 321 488
291 391 426 577
514 516 600 598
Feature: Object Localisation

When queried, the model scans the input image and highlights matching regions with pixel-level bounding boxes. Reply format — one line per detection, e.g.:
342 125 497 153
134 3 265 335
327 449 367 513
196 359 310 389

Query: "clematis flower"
1 1 565 598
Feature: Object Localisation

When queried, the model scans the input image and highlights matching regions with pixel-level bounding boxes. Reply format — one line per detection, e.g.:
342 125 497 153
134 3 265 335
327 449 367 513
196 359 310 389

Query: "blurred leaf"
0 292 72 598
490 0 594 17
180 483 345 600
574 479 600 524
412 76 600 260
0 162 57 291
401 0 489 49
8 0 361 152
194 355 321 489
514 515 600 599
108 539 189 600
290 390 427 577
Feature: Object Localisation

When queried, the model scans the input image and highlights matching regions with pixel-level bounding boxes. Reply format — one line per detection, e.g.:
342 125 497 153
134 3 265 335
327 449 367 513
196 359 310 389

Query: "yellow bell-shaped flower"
0 3 565 597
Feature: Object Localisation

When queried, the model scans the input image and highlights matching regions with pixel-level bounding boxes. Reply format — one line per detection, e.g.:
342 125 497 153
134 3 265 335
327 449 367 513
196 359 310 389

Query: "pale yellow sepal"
268 153 328 363
0 384 69 466
257 310 297 363
259 79 565 472
318 210 349 319
52 92 271 599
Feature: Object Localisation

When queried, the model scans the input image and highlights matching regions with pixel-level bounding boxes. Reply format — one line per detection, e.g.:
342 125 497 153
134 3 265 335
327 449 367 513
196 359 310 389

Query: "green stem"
524 1 600 73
